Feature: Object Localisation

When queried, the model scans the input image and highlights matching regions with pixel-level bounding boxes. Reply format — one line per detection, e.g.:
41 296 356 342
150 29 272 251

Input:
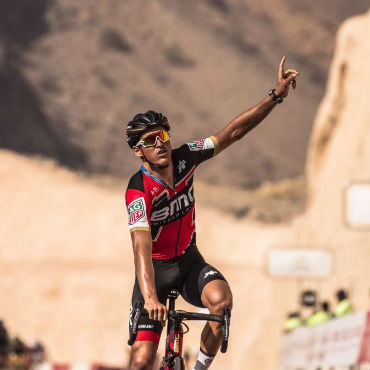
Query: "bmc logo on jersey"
128 197 145 225
187 139 204 151
151 185 194 224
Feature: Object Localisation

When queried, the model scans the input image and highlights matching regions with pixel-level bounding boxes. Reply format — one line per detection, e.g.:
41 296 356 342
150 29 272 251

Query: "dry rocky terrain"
0 0 368 187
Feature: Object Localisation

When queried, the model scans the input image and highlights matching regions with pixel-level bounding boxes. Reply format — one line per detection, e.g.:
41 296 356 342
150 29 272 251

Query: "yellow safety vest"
306 311 331 327
284 317 302 331
335 299 353 317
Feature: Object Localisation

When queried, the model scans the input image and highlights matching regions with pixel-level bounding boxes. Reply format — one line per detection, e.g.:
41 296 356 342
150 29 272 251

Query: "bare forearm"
134 244 157 301
130 230 167 321
214 95 277 153
227 96 276 143
213 57 299 153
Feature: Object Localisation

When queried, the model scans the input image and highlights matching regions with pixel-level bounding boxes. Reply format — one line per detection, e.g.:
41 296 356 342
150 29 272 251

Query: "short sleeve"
183 136 219 166
125 189 151 232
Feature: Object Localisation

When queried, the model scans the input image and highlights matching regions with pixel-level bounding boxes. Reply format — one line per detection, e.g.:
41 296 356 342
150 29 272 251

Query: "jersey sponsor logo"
138 324 154 329
151 184 194 224
204 270 218 279
128 197 145 225
178 159 186 173
187 139 205 151
151 186 160 196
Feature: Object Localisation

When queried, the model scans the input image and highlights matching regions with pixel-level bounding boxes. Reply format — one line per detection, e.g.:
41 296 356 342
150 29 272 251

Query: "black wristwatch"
268 89 283 104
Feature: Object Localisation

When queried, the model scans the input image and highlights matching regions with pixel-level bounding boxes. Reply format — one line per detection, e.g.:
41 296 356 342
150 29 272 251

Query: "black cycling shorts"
129 244 227 343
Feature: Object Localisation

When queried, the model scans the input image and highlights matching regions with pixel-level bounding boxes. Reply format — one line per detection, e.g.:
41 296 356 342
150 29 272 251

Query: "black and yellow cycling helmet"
126 110 170 148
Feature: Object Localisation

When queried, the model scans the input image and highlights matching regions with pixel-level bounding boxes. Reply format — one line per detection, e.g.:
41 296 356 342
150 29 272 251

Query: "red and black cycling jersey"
125 136 218 259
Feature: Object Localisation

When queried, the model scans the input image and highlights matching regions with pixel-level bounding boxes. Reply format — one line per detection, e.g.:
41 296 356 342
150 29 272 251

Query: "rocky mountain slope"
0 0 368 187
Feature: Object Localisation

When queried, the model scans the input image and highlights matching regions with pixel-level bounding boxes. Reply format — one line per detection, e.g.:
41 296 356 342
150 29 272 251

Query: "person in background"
183 348 192 369
306 301 332 327
0 320 9 369
334 289 354 318
284 312 303 332
299 289 317 323
322 301 334 318
8 337 30 370
29 340 46 369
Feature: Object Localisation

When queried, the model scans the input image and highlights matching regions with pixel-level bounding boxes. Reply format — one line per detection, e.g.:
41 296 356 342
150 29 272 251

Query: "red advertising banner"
357 310 370 363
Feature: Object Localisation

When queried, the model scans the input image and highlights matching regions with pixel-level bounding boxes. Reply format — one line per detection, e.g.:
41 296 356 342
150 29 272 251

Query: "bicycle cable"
181 322 189 334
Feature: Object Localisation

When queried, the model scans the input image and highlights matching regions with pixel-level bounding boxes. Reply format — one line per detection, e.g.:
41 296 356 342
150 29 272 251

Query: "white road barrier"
280 311 370 370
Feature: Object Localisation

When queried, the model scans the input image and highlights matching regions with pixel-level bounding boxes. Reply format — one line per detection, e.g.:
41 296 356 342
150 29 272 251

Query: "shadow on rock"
0 0 87 169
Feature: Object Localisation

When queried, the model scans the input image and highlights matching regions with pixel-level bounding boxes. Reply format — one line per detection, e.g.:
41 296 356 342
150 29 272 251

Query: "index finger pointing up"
279 56 286 81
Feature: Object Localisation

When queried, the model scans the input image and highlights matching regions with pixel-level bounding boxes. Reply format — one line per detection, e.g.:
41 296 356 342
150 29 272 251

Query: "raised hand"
275 56 299 99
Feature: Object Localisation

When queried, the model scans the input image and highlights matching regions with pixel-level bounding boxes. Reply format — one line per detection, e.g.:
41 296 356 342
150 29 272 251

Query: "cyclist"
125 56 299 370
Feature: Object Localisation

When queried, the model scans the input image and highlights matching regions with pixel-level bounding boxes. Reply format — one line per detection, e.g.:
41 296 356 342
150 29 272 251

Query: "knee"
131 355 155 370
206 290 233 314
130 339 158 370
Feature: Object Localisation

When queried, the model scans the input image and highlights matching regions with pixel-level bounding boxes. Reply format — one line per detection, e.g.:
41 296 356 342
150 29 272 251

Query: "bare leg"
130 341 159 370
200 280 233 355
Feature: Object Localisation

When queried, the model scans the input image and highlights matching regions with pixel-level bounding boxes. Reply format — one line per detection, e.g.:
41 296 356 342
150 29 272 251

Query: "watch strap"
268 89 283 104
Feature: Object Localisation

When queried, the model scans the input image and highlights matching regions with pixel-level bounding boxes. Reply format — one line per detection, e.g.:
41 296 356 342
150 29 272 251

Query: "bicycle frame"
128 289 230 370
161 290 184 370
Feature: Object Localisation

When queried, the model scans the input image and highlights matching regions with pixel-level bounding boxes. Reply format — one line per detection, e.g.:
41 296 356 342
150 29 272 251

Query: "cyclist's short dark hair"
126 110 170 148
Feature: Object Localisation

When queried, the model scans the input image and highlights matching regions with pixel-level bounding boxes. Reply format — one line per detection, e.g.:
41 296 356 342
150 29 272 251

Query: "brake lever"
127 303 143 345
220 307 231 353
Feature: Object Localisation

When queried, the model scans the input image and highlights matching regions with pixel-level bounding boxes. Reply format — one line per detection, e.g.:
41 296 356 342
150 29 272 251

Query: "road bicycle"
128 289 231 370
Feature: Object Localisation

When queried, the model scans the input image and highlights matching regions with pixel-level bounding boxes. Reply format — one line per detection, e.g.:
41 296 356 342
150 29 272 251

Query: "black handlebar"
171 310 224 323
128 304 231 352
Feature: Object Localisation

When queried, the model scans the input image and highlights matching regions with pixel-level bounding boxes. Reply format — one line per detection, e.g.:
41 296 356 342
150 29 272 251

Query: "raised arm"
131 230 167 322
213 56 299 154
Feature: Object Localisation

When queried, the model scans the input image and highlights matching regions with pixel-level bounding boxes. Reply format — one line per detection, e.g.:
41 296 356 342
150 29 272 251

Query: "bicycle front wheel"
173 356 184 370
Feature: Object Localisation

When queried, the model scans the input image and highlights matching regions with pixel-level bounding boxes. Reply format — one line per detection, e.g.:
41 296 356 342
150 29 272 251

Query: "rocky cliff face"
0 11 369 370
306 11 370 206
0 0 368 187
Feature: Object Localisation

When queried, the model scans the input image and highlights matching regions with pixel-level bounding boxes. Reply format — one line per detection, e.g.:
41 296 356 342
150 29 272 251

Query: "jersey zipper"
174 218 183 257
172 167 180 257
